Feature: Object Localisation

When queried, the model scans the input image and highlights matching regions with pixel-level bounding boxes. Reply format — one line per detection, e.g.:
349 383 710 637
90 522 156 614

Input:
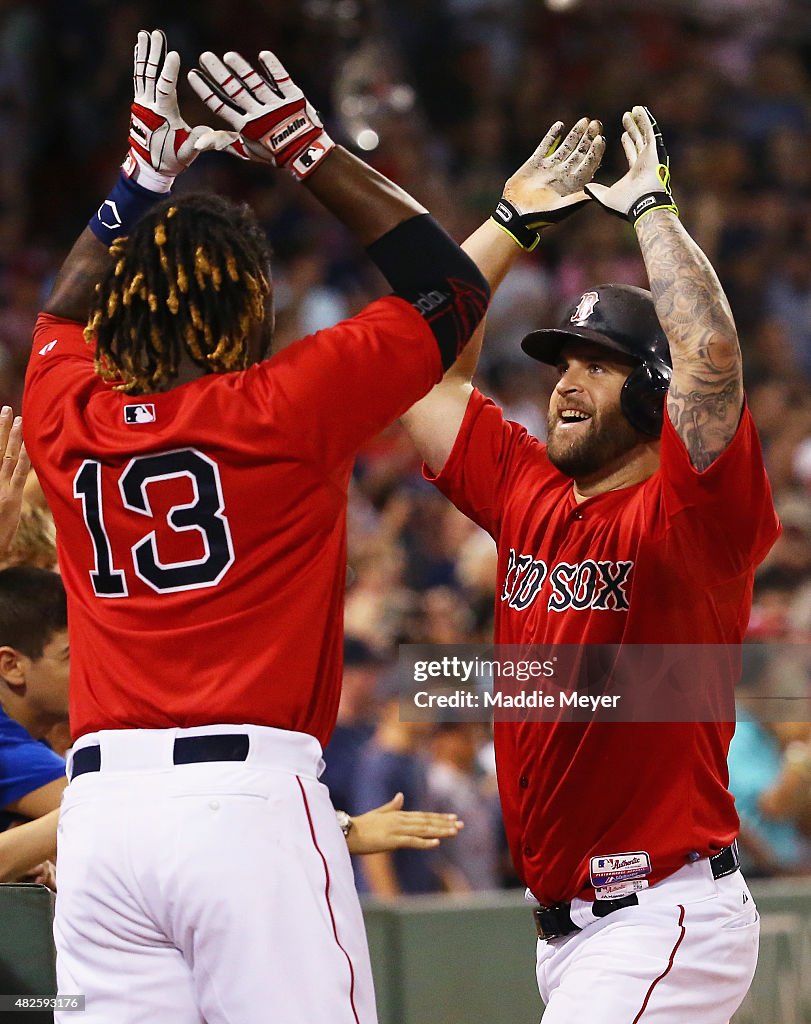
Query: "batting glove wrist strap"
628 191 679 226
287 129 335 180
88 171 165 247
491 198 541 252
122 101 180 193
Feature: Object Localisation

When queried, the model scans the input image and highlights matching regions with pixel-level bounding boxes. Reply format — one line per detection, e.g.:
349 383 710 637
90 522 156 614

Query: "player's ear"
0 646 27 689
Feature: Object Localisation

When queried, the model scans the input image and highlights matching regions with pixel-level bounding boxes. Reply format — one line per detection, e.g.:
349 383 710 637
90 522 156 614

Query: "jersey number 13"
73 449 235 597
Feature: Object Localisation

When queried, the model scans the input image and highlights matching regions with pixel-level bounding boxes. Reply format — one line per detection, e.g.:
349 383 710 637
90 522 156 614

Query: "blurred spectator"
747 566 796 641
425 723 501 890
0 502 57 572
0 567 68 879
322 637 384 816
352 672 440 896
765 250 811 379
727 711 809 875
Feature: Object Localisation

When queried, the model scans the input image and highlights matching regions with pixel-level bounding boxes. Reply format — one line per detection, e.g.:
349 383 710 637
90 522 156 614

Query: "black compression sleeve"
366 214 490 372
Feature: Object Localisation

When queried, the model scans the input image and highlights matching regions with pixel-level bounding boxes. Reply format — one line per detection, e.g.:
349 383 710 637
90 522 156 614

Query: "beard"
546 403 641 479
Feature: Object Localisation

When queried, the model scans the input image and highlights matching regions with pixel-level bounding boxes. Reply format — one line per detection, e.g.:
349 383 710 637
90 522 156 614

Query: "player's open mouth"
558 409 592 428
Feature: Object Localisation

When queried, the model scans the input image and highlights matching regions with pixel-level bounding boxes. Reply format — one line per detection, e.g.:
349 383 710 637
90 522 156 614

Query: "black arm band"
366 214 490 372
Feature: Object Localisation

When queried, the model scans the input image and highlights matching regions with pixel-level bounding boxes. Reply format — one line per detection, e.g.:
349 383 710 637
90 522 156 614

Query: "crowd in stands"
1 0 811 889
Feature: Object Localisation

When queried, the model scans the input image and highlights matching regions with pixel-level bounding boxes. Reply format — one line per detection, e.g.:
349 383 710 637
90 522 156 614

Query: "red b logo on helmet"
571 291 599 326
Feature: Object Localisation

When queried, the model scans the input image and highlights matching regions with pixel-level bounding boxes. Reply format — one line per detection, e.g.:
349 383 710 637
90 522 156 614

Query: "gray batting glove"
491 118 605 251
585 106 678 226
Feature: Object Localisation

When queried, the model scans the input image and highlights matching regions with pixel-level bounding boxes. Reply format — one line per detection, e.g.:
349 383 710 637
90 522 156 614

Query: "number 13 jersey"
25 306 442 744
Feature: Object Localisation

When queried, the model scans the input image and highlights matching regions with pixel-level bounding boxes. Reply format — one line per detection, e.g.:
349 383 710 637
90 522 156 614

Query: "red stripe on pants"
296 776 361 1024
631 904 686 1022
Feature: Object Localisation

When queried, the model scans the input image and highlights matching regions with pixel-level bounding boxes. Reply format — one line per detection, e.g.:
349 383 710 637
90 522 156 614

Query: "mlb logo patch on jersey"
590 851 651 888
124 404 156 425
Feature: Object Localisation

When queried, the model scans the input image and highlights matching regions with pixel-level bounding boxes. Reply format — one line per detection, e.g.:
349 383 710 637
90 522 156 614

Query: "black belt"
70 734 250 780
532 842 740 941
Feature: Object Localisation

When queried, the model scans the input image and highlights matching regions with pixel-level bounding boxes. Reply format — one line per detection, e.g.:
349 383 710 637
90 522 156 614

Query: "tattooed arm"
635 210 743 470
585 107 743 471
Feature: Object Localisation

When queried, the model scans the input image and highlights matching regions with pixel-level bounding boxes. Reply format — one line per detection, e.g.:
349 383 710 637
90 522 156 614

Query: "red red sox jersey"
428 388 780 906
24 299 441 747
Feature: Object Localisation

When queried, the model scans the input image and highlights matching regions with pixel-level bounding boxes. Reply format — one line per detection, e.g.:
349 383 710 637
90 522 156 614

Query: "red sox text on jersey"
501 550 632 612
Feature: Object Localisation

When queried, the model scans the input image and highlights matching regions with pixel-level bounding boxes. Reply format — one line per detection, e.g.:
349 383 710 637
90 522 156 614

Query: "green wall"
1 879 809 1023
363 881 811 1024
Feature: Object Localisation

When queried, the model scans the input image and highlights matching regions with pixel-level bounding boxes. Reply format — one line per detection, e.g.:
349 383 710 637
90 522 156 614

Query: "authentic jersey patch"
590 851 651 888
124 403 156 424
593 878 650 901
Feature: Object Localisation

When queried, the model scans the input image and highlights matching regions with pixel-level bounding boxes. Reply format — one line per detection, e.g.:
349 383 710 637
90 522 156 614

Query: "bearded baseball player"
402 106 779 1022
21 28 506 1024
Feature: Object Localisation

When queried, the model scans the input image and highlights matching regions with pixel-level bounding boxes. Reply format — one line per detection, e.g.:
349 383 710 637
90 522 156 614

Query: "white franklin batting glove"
492 118 605 251
188 50 335 180
585 106 679 226
123 29 212 193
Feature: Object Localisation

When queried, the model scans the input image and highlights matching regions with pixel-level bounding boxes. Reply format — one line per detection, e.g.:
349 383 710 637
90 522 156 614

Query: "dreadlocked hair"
85 193 273 393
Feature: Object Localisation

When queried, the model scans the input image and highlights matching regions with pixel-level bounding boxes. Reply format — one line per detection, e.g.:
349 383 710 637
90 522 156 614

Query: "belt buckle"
533 903 577 941
710 841 740 880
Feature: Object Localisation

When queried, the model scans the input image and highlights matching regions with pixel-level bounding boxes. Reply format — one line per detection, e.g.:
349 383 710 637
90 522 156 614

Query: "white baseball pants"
535 857 758 1023
54 724 377 1024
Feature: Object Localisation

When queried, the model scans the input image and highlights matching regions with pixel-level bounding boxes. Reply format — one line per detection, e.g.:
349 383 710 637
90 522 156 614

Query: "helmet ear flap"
620 360 672 436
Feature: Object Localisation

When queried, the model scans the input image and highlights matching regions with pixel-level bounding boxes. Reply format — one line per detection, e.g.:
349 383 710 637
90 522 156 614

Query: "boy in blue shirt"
0 567 68 878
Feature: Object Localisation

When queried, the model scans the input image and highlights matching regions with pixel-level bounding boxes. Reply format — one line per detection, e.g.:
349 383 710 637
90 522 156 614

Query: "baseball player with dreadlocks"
20 27 511 1024
401 107 779 1022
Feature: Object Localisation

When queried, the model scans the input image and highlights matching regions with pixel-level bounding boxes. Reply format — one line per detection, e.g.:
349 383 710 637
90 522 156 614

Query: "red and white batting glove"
124 29 214 193
188 50 335 180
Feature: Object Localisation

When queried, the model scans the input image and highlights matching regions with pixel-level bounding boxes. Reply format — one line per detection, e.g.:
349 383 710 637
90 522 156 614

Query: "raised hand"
0 409 30 560
189 50 335 179
123 29 213 191
585 106 678 226
492 118 605 251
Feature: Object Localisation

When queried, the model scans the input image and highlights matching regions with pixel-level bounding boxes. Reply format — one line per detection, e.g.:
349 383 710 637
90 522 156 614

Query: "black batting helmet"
521 284 672 437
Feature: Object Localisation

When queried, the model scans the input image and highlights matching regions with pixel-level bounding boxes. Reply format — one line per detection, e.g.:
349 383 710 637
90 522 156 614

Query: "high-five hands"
585 106 678 226
189 51 335 179
492 118 605 251
123 29 219 191
127 31 673 241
